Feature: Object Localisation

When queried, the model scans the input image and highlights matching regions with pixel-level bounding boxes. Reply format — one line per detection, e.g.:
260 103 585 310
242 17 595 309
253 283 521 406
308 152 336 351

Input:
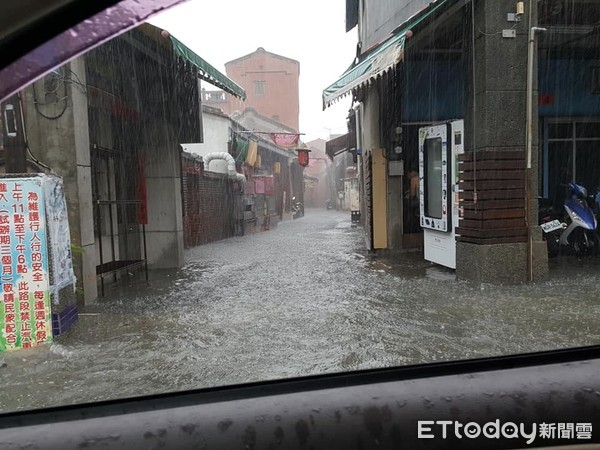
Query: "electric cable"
64 78 89 95
476 21 519 37
32 80 69 120
43 74 65 96
67 68 87 93
26 146 52 171
18 91 54 172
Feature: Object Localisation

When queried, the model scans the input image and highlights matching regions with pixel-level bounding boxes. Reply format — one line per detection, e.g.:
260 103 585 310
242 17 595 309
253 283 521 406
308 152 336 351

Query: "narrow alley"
1 209 599 413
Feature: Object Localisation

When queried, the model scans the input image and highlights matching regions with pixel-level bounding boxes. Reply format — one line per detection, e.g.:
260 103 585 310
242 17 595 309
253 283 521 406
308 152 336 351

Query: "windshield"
0 0 599 415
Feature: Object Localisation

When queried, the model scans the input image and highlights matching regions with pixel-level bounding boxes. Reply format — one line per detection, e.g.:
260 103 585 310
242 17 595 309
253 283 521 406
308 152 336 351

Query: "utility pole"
2 94 28 173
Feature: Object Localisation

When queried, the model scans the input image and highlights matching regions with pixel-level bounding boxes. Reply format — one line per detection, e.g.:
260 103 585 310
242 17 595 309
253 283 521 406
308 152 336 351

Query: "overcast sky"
149 0 356 142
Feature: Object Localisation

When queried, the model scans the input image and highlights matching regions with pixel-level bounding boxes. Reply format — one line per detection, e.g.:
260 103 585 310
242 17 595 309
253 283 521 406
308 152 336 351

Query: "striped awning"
170 35 246 100
322 0 450 109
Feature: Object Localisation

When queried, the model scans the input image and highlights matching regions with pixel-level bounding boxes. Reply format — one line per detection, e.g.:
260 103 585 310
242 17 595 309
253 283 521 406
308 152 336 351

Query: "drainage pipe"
202 152 246 184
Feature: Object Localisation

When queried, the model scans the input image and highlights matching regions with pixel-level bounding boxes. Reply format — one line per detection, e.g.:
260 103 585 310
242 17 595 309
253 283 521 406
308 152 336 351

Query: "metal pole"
525 0 547 281
93 150 105 297
143 223 148 282
526 28 547 171
107 158 117 283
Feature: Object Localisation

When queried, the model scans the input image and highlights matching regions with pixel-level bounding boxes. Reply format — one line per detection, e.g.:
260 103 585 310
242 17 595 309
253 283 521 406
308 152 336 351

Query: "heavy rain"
1 0 600 421
1 209 599 412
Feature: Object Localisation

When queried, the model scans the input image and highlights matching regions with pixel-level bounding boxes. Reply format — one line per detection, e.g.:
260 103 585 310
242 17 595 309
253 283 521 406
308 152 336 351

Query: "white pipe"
526 27 546 171
202 152 246 183
203 152 236 176
202 152 246 193
525 0 546 281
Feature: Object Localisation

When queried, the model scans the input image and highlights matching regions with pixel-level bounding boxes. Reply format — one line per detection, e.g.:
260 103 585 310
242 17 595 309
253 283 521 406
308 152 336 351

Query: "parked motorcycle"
540 183 599 257
592 187 600 218
292 196 304 219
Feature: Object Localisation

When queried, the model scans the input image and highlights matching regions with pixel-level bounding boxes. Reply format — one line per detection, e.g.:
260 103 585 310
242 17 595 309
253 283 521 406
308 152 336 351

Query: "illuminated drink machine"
419 120 464 269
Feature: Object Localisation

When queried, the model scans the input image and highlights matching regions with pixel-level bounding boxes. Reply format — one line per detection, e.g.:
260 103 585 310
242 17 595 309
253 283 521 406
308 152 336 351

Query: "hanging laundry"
246 139 258 166
235 137 249 162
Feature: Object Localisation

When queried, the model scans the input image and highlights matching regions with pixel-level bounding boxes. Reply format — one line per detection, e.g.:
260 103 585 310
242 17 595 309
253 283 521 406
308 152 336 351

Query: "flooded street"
1 209 600 413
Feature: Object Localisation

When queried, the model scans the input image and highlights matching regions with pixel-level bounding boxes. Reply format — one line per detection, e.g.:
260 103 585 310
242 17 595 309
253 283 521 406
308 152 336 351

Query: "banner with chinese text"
0 177 52 351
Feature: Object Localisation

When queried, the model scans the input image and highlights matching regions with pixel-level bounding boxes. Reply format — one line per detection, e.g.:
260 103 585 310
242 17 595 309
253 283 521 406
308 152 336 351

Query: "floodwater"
1 209 599 413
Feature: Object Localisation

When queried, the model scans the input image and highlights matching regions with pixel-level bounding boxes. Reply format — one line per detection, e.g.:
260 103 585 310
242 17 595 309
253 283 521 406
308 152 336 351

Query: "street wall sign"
0 177 52 350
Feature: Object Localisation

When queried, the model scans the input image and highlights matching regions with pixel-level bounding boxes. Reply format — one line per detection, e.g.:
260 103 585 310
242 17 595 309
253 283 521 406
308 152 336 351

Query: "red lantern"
296 147 311 167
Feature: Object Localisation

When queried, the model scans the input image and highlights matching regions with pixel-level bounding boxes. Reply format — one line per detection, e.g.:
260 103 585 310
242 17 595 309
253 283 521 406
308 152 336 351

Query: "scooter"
292 196 304 219
540 183 599 257
592 187 600 219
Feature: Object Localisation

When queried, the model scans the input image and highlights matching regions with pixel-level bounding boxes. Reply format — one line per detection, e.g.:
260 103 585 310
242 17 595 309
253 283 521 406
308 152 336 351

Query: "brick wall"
183 167 237 249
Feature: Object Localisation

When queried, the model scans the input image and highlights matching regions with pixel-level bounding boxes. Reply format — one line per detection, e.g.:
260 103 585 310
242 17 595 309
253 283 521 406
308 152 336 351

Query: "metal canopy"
325 133 349 159
322 0 451 109
170 35 246 100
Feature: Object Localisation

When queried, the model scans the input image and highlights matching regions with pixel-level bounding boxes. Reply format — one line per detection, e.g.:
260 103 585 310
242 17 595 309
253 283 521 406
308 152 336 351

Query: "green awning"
170 35 246 100
323 0 450 109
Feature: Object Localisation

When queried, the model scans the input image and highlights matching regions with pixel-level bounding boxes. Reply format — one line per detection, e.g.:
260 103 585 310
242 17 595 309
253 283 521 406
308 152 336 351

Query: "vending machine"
418 120 464 269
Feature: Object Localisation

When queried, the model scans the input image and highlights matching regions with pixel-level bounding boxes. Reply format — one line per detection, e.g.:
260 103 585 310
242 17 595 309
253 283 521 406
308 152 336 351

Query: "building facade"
325 0 599 282
203 47 300 132
7 24 245 305
231 107 303 226
303 139 331 209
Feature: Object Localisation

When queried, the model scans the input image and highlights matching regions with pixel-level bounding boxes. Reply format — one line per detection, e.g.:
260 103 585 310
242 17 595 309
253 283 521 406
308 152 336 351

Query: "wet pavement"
1 209 600 413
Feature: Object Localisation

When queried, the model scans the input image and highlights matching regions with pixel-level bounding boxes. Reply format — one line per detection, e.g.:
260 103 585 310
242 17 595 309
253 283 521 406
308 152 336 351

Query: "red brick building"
203 47 300 132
